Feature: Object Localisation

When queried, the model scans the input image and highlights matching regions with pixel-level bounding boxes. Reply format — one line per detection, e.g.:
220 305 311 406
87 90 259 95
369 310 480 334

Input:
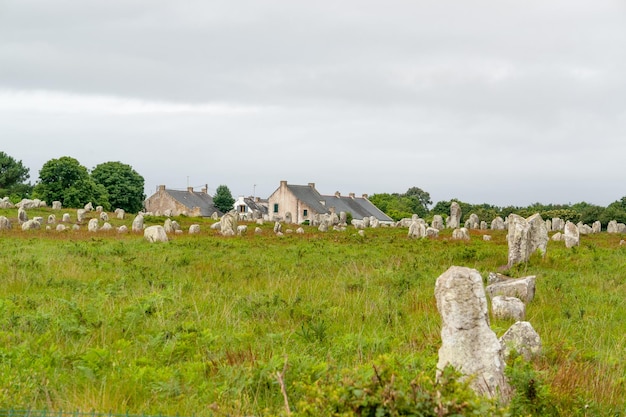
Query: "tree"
0 151 30 197
91 161 145 213
213 185 235 213
33 156 109 209
403 186 432 213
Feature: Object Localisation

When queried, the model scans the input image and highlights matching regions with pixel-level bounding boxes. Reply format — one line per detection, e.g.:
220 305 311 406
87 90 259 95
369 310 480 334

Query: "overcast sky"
1 0 625 207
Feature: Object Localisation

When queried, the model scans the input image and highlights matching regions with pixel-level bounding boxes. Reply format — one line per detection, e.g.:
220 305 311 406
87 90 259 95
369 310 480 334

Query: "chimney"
187 187 194 193
349 193 355 198
308 182 315 189
362 193 368 199
201 187 207 194
335 191 341 197
280 180 287 188
158 185 166 192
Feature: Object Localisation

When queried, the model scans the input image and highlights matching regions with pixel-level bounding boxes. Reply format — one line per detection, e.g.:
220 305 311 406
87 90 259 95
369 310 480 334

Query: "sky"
1 0 625 208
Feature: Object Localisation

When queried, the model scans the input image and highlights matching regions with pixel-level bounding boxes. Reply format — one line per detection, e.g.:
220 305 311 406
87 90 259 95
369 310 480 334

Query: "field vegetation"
0 207 625 416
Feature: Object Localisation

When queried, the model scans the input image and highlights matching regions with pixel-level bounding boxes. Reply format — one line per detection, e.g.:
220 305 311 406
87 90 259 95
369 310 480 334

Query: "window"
273 203 279 213
303 209 308 217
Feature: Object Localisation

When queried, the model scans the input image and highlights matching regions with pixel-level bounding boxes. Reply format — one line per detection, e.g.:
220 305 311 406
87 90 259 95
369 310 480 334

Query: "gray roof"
286 184 328 213
244 197 268 214
322 195 394 222
166 189 221 217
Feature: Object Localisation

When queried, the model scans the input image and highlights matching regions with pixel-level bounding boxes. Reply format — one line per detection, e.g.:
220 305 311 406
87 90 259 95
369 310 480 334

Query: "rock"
499 321 542 361
237 225 248 235
432 215 445 230
486 274 536 303
255 227 262 234
62 213 71 222
117 225 128 233
16 199 39 209
551 232 562 241
435 266 511 400
144 225 169 243
506 213 548 267
452 227 470 240
447 202 462 229
358 230 365 237
100 222 113 231
408 221 426 238
564 221 580 248
189 224 200 234
491 296 526 321
84 202 94 211
18 207 28 224
100 212 109 222
296 227 304 234
592 221 601 234
95 205 103 213
483 235 492 241
577 222 592 235
164 218 174 233
56 224 67 232
363 216 371 228
115 208 125 220
88 218 99 232
285 211 292 224
607 220 619 234
52 201 62 210
132 214 144 232
210 222 221 230
220 212 237 236
0 216 12 230
72 224 80 231
0 197 14 209
77 209 87 223
467 213 480 229
47 214 56 224
318 222 328 232
21 219 41 230
370 217 380 228
425 227 439 238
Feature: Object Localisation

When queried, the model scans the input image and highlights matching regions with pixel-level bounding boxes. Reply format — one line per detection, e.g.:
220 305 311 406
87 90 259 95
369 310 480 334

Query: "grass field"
0 208 625 416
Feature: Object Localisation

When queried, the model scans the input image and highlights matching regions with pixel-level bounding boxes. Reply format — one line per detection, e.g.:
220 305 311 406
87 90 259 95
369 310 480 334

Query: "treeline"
370 187 626 227
0 152 145 213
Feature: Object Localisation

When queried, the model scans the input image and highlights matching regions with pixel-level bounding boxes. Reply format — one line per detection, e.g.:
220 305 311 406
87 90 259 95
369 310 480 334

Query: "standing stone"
483 235 492 241
507 213 548 267
491 216 505 230
220 212 237 236
171 221 181 232
47 214 56 224
0 197 14 209
62 213 71 222
100 212 109 222
189 224 200 234
408 221 425 238
432 215 444 230
296 227 304 234
447 202 462 229
0 216 12 230
88 218 99 232
237 225 248 235
545 219 552 232
144 225 169 243
435 266 511 400
370 217 380 228
480 221 488 230
255 227 263 234
100 223 113 231
468 213 480 229
552 218 564 231
499 321 542 361
285 211 292 224
164 218 174 233
425 227 439 238
131 214 144 232
72 224 80 231
52 201 62 210
18 207 28 224
339 211 347 225
451 227 470 240
273 221 282 234
564 221 580 248
77 209 87 223
551 232 563 241
84 202 94 211
607 220 618 234
592 221 601 234
362 216 371 228
318 221 328 232
96 205 103 213
117 225 129 233
491 296 526 321
115 208 125 220
21 219 41 230
56 224 67 232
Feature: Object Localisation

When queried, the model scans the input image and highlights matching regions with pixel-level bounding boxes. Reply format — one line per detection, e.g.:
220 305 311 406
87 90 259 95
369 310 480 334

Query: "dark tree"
404 186 432 213
92 161 145 213
213 185 235 213
0 151 30 197
33 156 109 209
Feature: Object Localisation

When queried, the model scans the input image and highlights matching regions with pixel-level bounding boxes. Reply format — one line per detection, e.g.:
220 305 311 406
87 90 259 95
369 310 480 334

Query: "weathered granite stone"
491 216 506 230
100 222 113 231
144 225 168 243
499 321 542 361
432 215 444 230
117 225 128 233
506 213 548 267
285 211 292 224
452 227 470 240
491 296 526 321
47 214 56 224
564 221 580 248
220 212 237 236
56 224 67 232
62 213 71 222
132 214 144 232
164 218 173 233
255 227 262 234
592 221 601 234
115 208 125 220
551 232 563 241
0 216 12 230
408 221 426 238
18 207 28 224
296 227 304 234
607 220 619 234
237 225 248 235
77 209 87 223
52 201 62 210
88 218 99 232
486 274 536 303
447 202 462 229
84 202 94 211
21 219 41 230
483 235 492 241
189 224 200 234
100 212 109 222
435 266 511 400
425 227 439 238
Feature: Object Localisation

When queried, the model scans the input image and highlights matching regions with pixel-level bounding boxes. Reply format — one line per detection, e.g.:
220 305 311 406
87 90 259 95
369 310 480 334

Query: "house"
234 196 269 218
144 185 221 217
267 180 393 224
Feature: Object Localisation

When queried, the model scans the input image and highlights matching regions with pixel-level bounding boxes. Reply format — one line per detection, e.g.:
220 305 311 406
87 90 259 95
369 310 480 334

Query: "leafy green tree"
0 151 31 198
213 185 235 213
91 161 145 213
33 156 109 209
404 186 432 213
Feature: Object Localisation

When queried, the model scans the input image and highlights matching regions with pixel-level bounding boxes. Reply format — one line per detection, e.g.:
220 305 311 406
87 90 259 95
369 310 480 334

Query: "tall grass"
0 208 624 415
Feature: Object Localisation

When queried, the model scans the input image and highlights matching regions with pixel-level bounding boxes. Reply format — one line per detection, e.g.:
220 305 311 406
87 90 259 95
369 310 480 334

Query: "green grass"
0 208 625 416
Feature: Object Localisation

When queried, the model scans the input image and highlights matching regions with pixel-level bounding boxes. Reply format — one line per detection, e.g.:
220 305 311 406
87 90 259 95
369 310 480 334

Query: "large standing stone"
77 209 87 223
62 213 71 222
432 215 444 230
144 225 168 243
52 201 62 210
607 220 619 234
506 213 548 267
467 213 480 229
220 212 237 236
408 221 425 238
132 214 144 232
447 202 461 229
47 214 56 224
592 221 601 234
491 216 505 231
21 219 41 230
435 266 511 400
115 208 125 220
164 218 173 233
499 321 542 361
88 218 99 232
100 212 109 222
564 221 580 248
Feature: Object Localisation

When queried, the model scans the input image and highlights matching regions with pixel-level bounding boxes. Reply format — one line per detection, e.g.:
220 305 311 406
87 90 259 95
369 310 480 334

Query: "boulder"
47 214 56 224
452 227 470 240
62 213 71 222
132 214 144 232
144 225 169 243
18 207 28 224
115 208 125 220
408 221 426 238
486 274 536 303
100 222 113 231
220 212 237 236
21 219 41 230
0 216 12 230
237 225 248 235
100 212 109 222
117 225 129 233
447 202 461 229
506 213 548 267
52 201 62 210
189 224 200 234
499 321 542 361
435 266 511 400
564 221 580 248
88 218 99 232
432 215 445 230
491 296 526 321
56 224 67 232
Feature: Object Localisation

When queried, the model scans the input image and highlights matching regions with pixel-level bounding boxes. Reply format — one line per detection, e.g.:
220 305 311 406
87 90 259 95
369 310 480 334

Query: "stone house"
267 180 394 224
234 196 269 217
144 185 221 217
